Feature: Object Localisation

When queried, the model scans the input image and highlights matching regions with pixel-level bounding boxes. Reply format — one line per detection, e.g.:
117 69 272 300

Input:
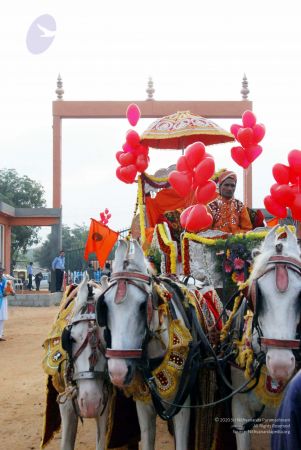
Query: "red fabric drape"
145 188 196 227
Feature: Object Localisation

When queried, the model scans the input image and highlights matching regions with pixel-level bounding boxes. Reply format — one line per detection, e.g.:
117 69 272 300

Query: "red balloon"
237 128 254 148
242 110 257 128
272 164 290 184
116 151 123 163
116 165 137 184
126 130 140 148
184 142 206 170
176 155 190 172
105 208 109 214
126 103 141 126
195 180 217 204
289 168 298 184
270 183 296 207
100 212 105 219
231 146 250 169
122 142 134 153
244 145 262 163
135 154 148 173
230 124 243 138
107 213 111 219
288 149 301 176
194 157 215 186
291 193 301 221
180 204 213 232
252 123 265 144
119 152 136 166
168 171 192 198
264 195 287 219
136 144 149 156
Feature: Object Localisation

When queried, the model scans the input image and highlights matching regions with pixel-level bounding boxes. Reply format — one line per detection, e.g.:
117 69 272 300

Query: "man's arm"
240 206 253 232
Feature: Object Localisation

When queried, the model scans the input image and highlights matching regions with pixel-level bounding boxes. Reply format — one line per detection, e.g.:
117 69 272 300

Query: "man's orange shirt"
207 195 252 234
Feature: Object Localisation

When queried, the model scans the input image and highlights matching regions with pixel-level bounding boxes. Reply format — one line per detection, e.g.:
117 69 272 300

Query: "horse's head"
62 274 106 418
97 239 153 387
250 225 301 382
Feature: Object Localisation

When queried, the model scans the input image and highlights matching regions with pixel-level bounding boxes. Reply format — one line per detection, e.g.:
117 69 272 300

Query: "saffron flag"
84 219 119 268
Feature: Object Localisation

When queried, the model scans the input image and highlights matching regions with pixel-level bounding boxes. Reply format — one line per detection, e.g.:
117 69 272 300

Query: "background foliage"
0 169 46 264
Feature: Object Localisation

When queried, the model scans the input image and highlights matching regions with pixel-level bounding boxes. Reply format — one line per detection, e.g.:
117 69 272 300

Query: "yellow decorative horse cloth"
42 287 76 392
41 286 77 448
124 319 192 402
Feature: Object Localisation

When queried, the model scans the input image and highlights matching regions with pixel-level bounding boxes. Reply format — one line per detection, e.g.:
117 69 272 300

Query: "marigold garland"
138 175 146 245
156 224 177 274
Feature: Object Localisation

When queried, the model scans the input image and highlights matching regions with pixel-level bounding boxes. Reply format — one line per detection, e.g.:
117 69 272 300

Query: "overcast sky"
1 1 301 240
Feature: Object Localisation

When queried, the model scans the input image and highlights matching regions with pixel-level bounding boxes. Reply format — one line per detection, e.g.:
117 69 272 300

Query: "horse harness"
96 268 211 420
61 285 105 384
248 254 301 351
97 270 154 359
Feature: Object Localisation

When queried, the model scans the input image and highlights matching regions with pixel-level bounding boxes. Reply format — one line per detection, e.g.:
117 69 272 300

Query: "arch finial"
241 73 249 100
146 77 155 100
55 73 64 100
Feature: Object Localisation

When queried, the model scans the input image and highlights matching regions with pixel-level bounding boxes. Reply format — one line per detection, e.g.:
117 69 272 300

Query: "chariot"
129 111 270 301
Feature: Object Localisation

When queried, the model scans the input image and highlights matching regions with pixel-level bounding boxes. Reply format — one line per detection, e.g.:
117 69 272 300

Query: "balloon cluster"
99 208 111 225
230 110 265 169
264 150 301 220
115 104 149 184
168 142 215 232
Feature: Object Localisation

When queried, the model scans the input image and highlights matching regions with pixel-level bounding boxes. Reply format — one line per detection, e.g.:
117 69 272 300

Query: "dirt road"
0 306 270 449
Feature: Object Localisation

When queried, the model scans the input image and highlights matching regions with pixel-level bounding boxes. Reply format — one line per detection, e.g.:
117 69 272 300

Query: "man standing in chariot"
207 170 253 234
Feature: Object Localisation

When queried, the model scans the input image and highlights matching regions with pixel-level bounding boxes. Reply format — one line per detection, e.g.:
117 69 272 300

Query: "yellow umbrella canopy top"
140 110 235 149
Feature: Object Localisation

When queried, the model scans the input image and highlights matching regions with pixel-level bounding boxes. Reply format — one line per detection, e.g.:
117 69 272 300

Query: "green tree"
34 224 89 270
0 169 46 262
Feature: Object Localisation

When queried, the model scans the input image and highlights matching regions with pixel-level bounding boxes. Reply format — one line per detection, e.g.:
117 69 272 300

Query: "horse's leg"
172 396 190 450
231 368 252 450
95 401 109 450
136 400 156 450
59 399 78 450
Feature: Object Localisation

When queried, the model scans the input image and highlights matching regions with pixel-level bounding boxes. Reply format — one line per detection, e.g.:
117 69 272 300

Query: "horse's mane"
249 225 301 285
72 277 103 317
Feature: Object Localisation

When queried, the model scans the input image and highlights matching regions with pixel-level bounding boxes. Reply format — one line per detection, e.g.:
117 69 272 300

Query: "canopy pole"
243 166 252 207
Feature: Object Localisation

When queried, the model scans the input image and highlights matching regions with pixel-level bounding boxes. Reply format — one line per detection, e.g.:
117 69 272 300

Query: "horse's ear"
114 239 127 260
101 275 109 290
261 225 278 251
133 240 145 262
76 273 89 305
285 225 298 248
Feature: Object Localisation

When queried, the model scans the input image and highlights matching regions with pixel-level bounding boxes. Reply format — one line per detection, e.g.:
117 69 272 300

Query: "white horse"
230 226 301 450
59 275 109 450
97 239 194 450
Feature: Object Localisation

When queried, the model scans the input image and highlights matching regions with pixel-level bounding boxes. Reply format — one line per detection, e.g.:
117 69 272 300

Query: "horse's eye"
139 302 147 313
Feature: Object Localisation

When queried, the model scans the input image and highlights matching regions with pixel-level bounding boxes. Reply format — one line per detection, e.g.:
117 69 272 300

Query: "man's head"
60 250 65 257
29 262 33 266
218 170 237 199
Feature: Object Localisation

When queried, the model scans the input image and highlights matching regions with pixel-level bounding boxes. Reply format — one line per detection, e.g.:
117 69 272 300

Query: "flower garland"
137 175 146 245
156 224 177 274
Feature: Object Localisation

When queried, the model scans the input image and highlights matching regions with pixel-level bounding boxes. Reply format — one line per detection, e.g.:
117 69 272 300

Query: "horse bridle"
62 286 105 383
248 255 301 350
96 270 153 360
